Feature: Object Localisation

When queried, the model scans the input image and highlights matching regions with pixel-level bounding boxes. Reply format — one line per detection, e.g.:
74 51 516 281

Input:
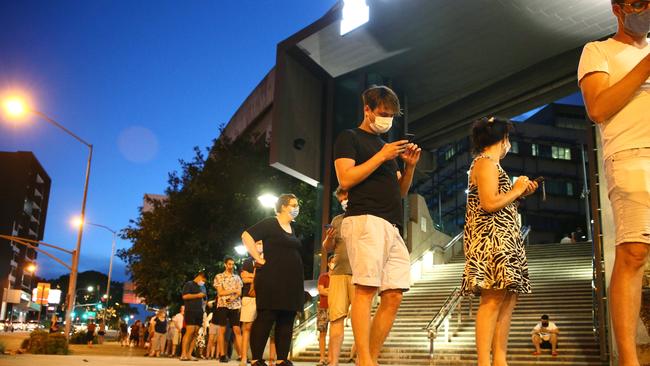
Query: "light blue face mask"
624 8 650 36
289 207 300 220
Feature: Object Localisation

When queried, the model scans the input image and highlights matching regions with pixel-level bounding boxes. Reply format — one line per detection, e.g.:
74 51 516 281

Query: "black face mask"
542 322 549 327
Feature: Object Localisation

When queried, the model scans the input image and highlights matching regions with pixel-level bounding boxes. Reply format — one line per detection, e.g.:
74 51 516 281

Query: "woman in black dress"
241 193 304 366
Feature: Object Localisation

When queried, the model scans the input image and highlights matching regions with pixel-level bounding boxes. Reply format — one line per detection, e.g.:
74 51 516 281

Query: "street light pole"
28 109 93 340
82 223 117 308
2 98 93 339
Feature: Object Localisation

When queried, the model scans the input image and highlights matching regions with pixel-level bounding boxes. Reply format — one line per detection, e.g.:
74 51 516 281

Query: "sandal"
532 351 541 356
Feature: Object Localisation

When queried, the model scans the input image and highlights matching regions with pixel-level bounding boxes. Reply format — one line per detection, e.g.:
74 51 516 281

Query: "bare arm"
398 144 422 197
398 166 416 198
241 231 265 264
318 284 329 297
322 227 336 252
182 293 204 300
474 159 529 213
241 270 254 283
580 54 650 123
334 140 409 191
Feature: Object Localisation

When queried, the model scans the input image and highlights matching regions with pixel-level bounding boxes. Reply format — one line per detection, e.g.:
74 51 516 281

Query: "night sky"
0 0 338 281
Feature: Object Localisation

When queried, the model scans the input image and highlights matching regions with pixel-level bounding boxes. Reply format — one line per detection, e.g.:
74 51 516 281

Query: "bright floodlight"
87 286 94 292
71 216 84 228
3 97 27 117
341 0 369 36
234 245 247 256
26 263 37 273
258 193 278 209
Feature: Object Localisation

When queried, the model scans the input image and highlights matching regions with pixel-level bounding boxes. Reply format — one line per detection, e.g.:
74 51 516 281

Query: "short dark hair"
470 117 514 155
541 314 549 320
275 193 298 213
224 256 235 264
362 85 402 116
196 271 206 279
333 186 347 197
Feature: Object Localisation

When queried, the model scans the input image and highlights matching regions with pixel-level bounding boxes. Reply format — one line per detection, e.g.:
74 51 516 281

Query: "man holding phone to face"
333 85 421 366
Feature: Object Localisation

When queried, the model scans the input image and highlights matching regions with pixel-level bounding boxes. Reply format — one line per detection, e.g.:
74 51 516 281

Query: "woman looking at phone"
460 117 538 366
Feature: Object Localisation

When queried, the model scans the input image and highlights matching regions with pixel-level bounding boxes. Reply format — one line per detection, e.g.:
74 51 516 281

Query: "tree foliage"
118 136 317 308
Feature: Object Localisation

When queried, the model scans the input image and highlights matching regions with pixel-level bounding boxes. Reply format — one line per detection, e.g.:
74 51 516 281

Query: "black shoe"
219 355 230 363
278 361 294 366
251 361 268 366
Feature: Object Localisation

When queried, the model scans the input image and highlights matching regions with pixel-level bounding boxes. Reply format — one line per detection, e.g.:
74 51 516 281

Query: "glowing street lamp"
71 217 117 306
234 245 247 256
25 263 37 273
2 93 94 340
87 286 94 292
257 193 278 209
3 98 27 117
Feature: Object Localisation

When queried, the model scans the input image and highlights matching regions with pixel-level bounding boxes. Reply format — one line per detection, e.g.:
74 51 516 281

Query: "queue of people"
94 5 650 362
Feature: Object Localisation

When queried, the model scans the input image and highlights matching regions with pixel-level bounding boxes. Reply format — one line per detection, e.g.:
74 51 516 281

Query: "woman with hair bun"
461 117 538 366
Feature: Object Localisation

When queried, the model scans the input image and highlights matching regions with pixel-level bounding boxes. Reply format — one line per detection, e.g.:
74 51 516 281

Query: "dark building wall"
417 104 590 244
0 151 51 306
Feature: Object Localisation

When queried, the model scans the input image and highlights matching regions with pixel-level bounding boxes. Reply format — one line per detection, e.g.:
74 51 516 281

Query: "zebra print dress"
461 155 531 296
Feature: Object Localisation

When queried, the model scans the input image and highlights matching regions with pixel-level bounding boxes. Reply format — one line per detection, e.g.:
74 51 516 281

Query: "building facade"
0 151 51 321
417 104 590 244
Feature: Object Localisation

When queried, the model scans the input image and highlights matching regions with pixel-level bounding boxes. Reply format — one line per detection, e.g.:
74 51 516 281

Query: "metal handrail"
411 231 464 265
423 225 531 360
289 296 319 357
424 287 462 332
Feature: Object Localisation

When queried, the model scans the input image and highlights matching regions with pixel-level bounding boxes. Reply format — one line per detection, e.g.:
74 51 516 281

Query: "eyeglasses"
618 0 650 12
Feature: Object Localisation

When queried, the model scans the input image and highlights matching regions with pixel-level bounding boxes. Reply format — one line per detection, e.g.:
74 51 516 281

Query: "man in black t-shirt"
180 272 207 361
333 85 421 366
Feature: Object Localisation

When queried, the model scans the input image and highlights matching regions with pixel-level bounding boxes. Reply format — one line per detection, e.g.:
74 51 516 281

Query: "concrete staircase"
294 242 607 365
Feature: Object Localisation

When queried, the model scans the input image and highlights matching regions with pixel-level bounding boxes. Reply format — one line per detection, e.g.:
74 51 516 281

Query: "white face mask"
340 199 348 212
370 116 393 134
328 263 335 270
197 281 205 287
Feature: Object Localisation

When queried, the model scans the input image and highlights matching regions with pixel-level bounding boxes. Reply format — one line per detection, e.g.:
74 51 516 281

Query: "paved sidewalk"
0 354 316 366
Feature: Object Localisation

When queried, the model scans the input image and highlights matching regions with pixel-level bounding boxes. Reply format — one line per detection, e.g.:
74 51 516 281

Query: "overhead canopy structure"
269 0 616 186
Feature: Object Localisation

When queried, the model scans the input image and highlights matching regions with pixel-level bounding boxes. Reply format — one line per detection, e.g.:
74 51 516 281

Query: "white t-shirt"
171 313 183 331
577 38 650 160
533 321 558 341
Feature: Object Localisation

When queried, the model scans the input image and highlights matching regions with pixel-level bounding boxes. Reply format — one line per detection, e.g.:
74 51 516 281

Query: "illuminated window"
531 144 539 156
551 146 572 160
510 141 519 154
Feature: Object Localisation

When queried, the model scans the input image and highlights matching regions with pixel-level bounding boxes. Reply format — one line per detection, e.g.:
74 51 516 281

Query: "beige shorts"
341 215 410 293
239 296 257 323
328 274 355 321
605 148 650 245
171 330 182 345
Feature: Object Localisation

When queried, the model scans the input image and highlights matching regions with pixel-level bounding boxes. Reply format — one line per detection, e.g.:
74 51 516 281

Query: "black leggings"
250 309 296 361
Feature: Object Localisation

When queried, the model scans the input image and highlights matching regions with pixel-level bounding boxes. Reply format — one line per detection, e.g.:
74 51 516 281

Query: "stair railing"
289 295 319 358
423 225 531 360
423 287 472 360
